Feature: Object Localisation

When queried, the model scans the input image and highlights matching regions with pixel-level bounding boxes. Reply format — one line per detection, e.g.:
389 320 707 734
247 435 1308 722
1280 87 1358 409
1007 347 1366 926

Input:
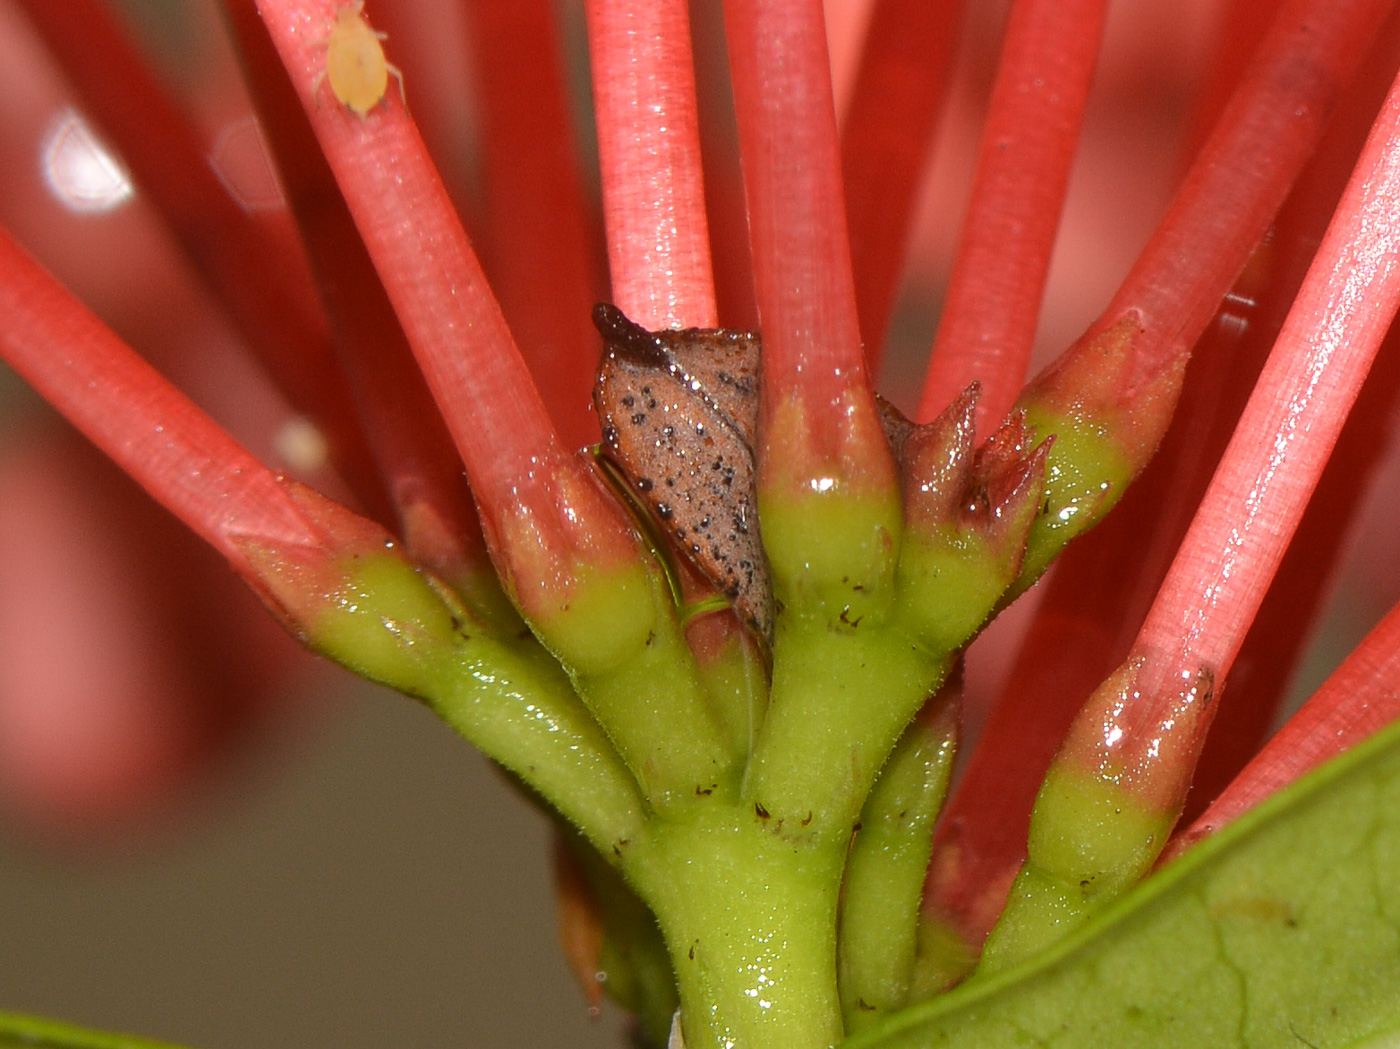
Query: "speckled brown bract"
592 303 773 643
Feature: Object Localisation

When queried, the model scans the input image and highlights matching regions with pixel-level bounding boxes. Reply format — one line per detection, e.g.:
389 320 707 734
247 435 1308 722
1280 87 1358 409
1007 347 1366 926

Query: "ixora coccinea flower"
3 0 1400 1047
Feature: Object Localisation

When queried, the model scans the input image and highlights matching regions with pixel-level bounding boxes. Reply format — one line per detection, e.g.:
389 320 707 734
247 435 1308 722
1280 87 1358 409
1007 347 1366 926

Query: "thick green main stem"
626 807 849 1049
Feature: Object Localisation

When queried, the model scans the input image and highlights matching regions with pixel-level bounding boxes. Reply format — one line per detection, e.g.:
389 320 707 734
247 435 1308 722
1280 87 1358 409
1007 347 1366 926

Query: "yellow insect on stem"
324 1 403 118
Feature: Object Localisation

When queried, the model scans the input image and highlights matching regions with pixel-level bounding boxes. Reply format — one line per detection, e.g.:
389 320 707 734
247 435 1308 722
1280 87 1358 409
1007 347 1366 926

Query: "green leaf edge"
843 714 1400 1049
0 1011 195 1049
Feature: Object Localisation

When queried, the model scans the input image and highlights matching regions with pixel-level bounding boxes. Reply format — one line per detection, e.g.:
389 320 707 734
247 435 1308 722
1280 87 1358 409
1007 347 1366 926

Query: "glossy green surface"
845 718 1400 1049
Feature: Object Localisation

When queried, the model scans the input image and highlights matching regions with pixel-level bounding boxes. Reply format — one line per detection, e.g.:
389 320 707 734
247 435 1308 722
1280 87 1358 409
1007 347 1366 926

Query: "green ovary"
979 763 1176 974
1019 404 1134 585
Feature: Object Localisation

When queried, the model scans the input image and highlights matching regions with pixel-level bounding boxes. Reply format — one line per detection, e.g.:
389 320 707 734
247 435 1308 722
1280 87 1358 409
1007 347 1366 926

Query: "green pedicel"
528 559 738 814
839 712 958 1030
978 762 1176 975
310 551 644 855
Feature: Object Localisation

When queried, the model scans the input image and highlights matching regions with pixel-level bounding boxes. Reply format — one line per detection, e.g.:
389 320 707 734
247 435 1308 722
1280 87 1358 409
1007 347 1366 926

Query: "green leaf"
0 1012 196 1049
843 716 1400 1049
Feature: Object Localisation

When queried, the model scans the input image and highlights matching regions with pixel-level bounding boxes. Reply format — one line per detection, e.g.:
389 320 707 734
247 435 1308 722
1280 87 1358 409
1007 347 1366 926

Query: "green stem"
838 700 958 1030
977 762 1175 975
426 638 648 855
747 615 948 841
0 1012 194 1049
543 562 739 814
690 623 770 767
625 806 848 1049
307 551 647 854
